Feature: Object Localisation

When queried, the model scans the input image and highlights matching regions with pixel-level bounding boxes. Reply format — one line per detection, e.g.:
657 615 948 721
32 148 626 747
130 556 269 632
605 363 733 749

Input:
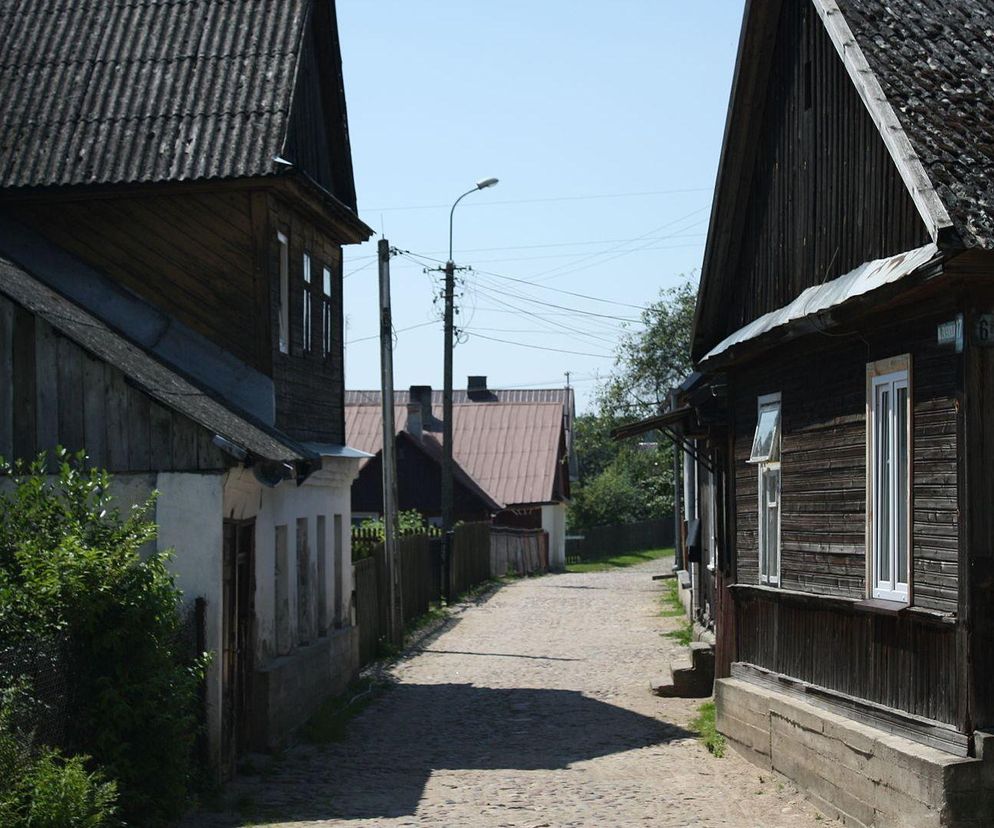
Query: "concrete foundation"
716 677 994 827
252 625 359 751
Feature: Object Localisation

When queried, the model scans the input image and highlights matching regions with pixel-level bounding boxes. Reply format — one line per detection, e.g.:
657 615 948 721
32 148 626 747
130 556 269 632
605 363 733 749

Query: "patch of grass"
664 618 693 646
300 677 384 745
566 547 673 573
689 701 726 758
660 579 685 617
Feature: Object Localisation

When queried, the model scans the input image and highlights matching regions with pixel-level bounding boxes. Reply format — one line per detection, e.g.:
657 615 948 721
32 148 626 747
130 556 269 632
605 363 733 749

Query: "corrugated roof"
835 0 994 249
345 401 566 508
344 388 573 407
0 254 313 462
0 0 307 189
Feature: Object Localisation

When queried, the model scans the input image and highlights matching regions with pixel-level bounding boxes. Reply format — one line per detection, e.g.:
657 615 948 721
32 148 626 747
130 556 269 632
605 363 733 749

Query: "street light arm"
448 186 479 264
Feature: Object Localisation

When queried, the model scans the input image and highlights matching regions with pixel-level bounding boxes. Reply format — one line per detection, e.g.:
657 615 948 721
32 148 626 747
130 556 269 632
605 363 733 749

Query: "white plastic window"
752 394 781 585
322 266 333 358
277 232 289 354
303 253 312 352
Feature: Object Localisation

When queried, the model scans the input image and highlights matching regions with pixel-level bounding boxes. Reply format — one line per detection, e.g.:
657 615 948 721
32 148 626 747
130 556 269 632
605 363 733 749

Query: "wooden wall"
721 1 929 340
0 296 226 473
269 194 345 444
16 191 266 371
732 313 960 612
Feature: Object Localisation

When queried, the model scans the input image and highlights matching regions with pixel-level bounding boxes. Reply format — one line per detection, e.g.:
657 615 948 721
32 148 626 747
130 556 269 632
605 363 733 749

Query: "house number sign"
975 313 994 347
937 314 964 352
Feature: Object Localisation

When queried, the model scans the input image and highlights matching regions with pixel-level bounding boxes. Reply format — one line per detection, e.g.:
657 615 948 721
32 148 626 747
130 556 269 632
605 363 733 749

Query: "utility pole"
671 389 683 572
441 257 455 602
439 177 498 602
379 239 402 645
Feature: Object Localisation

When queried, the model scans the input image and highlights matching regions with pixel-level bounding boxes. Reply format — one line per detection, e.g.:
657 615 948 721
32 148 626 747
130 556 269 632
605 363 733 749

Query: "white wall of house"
222 456 359 667
542 503 567 570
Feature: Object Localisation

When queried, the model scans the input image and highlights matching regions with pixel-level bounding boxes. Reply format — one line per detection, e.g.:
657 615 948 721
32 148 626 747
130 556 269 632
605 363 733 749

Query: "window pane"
323 267 332 297
278 234 289 354
897 385 908 584
877 386 891 584
765 468 780 580
750 404 781 462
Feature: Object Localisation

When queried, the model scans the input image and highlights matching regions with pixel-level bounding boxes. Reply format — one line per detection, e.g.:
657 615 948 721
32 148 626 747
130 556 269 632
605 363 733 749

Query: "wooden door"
222 519 255 774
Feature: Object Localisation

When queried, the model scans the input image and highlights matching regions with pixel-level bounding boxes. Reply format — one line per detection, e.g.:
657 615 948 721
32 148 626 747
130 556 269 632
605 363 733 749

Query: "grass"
565 546 673 573
689 701 726 758
300 676 385 744
664 618 693 646
660 579 685 617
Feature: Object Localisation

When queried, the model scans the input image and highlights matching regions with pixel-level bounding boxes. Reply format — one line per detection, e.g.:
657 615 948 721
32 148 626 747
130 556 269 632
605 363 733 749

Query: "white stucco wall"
223 456 359 668
154 472 224 774
542 503 567 570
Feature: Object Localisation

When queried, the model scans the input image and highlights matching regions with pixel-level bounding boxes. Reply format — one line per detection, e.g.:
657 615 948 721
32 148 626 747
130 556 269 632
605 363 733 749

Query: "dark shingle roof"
0 0 308 189
837 0 994 248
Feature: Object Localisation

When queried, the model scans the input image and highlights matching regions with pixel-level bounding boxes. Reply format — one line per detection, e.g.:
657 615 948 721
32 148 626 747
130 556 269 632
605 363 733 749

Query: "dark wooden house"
679 0 994 823
0 0 372 776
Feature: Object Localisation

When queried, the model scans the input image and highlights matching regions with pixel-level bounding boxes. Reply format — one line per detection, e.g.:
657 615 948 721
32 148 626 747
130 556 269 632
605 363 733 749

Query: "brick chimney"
409 385 433 431
406 401 423 440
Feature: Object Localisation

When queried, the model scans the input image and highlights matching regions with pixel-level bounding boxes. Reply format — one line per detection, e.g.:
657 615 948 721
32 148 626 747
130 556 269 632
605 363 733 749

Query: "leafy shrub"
0 451 208 825
16 750 118 828
359 509 430 537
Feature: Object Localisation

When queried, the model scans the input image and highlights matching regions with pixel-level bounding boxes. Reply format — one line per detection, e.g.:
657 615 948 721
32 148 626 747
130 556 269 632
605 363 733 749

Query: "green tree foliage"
568 281 696 532
359 509 430 537
0 451 208 825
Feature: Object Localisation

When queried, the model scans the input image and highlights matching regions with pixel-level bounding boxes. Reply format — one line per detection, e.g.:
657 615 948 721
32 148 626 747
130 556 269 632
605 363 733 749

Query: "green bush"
0 451 208 825
15 751 118 828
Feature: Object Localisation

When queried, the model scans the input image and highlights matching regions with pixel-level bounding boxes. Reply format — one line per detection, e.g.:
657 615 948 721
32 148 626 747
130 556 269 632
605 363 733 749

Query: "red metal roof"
345 401 566 508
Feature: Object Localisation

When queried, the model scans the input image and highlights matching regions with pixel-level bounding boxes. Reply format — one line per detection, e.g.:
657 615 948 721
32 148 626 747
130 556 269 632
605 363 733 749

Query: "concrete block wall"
716 677 994 827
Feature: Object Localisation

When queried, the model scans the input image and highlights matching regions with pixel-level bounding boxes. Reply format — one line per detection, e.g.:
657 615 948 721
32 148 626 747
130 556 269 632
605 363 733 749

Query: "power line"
347 319 436 345
470 280 643 323
364 187 711 212
464 331 613 359
471 268 650 310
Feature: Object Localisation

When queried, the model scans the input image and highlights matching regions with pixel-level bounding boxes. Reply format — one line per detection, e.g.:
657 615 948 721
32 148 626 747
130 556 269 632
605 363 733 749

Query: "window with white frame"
277 232 289 354
302 252 313 352
749 393 781 585
322 266 333 358
868 358 911 602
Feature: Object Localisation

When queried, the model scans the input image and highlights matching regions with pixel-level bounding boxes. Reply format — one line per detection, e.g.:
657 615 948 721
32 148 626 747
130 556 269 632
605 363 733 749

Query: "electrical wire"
346 319 437 345
464 331 613 359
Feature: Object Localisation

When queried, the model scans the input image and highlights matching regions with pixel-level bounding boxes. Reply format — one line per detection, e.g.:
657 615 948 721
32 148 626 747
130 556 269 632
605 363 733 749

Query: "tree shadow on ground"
194 683 692 824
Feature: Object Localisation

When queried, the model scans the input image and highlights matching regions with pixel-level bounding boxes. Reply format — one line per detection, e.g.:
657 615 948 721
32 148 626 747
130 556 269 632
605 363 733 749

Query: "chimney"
406 402 423 440
409 385 433 428
467 375 488 400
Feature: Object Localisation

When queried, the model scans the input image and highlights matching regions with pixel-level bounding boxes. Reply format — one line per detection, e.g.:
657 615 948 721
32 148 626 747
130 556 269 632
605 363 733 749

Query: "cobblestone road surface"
189 558 836 827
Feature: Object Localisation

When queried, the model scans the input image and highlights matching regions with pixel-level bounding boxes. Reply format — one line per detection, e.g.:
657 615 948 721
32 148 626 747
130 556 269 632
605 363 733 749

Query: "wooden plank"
105 367 129 471
0 296 14 461
56 334 84 455
13 307 38 462
81 353 108 468
149 400 174 470
170 413 200 471
34 319 59 459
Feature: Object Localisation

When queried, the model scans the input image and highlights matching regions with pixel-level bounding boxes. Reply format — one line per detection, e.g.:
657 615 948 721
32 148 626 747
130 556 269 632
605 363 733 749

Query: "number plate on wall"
975 313 994 346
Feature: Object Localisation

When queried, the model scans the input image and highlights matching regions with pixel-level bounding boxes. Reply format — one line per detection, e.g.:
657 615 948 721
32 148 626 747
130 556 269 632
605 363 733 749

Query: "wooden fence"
352 524 506 667
449 522 491 597
565 517 674 562
490 527 548 576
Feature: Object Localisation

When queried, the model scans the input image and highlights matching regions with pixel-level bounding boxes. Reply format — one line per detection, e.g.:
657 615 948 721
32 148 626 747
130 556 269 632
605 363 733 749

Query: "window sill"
853 597 907 616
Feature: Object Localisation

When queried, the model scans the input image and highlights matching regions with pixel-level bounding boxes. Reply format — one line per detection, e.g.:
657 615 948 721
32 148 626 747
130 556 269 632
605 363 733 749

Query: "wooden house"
0 0 372 776
345 379 572 567
677 0 994 822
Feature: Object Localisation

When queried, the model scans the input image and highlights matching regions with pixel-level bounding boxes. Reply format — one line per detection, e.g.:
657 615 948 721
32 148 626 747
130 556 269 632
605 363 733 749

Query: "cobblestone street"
190 558 835 827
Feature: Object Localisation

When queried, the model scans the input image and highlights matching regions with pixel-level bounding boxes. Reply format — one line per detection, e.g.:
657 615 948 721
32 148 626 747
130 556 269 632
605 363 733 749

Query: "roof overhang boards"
610 406 716 474
811 0 955 247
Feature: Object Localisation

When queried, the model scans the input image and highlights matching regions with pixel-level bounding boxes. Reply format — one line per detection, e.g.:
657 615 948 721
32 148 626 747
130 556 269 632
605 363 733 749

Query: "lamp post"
441 177 498 599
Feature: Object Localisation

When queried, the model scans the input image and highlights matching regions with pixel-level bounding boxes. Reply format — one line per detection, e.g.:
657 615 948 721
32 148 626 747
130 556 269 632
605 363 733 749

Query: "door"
222 519 255 775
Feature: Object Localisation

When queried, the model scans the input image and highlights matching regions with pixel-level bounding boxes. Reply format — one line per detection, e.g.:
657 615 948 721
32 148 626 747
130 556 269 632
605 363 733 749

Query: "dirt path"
189 558 834 827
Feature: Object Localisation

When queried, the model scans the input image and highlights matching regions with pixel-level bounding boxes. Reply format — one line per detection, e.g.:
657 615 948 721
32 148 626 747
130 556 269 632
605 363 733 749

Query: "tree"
568 279 696 532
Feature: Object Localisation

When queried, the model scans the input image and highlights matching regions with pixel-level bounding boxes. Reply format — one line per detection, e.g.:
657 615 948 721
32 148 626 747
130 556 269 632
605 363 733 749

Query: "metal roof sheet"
345 401 566 508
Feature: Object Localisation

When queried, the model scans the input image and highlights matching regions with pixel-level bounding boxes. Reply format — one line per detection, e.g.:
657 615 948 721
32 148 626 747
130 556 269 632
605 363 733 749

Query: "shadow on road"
194 683 692 824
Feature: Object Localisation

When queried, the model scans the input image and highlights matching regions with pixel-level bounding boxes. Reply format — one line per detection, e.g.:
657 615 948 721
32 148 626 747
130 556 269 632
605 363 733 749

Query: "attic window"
748 396 781 463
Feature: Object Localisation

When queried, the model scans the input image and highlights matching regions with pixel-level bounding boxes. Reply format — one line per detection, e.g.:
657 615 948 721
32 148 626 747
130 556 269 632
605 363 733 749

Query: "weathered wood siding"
722 1 929 340
16 191 266 370
735 587 960 727
733 314 959 612
269 195 345 444
0 295 226 472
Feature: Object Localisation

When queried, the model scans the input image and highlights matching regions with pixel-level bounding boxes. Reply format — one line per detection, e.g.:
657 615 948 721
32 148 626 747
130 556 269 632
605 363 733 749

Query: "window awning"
610 406 694 441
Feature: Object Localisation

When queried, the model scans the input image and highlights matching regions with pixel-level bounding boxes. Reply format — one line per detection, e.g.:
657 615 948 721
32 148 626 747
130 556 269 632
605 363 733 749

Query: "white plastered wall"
541 503 567 570
222 455 359 667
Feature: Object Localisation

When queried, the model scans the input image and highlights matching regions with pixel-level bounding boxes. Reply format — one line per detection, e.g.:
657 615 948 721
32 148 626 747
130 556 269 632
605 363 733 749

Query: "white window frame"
322 265 333 358
302 252 313 353
750 393 781 586
867 357 911 603
277 232 289 354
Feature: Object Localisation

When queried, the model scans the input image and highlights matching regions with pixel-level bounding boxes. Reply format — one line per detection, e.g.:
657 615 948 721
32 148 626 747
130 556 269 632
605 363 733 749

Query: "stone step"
651 643 715 698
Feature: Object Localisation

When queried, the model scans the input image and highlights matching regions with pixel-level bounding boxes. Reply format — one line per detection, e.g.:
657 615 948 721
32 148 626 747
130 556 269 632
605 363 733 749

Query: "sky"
336 1 744 414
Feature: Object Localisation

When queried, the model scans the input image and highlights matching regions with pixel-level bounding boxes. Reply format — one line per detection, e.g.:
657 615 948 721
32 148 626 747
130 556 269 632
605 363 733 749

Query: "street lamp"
441 176 498 599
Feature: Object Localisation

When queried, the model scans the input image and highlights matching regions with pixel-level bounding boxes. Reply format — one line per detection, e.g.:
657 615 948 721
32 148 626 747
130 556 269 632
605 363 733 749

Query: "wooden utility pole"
441 258 455 602
378 239 402 645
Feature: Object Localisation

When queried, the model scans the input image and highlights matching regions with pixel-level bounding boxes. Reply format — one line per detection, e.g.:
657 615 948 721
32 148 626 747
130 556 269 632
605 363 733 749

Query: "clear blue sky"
337 1 744 414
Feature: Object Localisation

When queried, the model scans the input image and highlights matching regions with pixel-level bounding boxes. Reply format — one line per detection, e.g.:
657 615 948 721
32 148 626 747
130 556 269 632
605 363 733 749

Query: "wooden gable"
283 0 358 212
694 0 931 360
